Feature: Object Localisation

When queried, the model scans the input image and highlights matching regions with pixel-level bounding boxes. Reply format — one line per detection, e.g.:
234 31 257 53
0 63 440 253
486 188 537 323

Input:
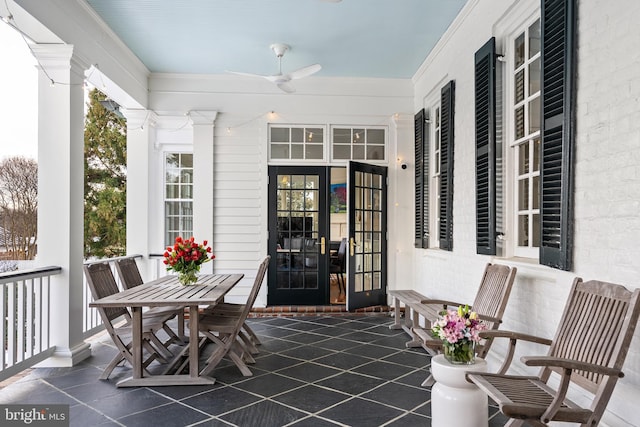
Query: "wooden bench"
387 289 430 347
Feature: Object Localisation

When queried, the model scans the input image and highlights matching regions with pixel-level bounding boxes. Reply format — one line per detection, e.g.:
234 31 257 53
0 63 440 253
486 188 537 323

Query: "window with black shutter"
475 38 497 255
539 0 576 270
414 109 429 249
439 81 455 251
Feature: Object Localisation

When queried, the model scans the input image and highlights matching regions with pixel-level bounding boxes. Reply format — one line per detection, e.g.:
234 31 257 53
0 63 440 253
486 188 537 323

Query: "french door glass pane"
275 173 320 291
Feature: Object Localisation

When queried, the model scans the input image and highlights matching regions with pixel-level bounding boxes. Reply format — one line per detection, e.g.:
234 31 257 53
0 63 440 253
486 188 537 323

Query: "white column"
122 109 157 280
190 111 218 274
32 44 91 366
390 114 414 295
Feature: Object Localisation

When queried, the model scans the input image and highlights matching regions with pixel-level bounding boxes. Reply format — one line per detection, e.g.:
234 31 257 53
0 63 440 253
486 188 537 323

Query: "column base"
35 342 92 367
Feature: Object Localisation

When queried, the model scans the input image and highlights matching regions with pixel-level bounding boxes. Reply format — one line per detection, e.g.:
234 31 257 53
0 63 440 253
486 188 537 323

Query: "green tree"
84 89 127 258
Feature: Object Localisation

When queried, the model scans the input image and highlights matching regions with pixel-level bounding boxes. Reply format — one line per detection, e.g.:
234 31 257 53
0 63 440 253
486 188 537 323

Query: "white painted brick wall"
410 0 640 425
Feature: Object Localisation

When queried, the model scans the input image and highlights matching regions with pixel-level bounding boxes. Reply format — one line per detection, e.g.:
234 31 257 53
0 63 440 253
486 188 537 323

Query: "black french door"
267 163 388 308
347 162 388 310
267 166 329 305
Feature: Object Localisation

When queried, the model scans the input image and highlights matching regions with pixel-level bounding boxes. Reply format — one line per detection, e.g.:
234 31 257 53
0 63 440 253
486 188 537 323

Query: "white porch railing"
0 266 62 382
0 255 171 382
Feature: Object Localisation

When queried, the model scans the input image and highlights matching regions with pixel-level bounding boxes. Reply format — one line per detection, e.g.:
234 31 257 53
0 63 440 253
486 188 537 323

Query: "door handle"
350 237 355 256
320 237 325 255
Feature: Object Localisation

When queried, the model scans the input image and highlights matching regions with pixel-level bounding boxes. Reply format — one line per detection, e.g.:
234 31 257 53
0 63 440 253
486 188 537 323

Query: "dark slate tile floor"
0 315 511 427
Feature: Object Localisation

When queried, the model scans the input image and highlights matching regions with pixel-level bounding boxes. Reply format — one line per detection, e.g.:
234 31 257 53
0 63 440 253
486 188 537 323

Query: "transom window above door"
269 126 325 160
332 127 386 161
269 125 387 163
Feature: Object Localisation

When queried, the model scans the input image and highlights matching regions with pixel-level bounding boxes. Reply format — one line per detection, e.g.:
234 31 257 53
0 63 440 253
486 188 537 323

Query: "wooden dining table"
90 273 244 387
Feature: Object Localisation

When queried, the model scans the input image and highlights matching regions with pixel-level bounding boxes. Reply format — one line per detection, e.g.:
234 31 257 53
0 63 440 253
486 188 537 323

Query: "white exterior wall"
412 0 640 425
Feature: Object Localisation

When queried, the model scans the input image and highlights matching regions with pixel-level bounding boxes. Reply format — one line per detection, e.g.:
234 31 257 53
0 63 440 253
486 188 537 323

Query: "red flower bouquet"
163 236 215 285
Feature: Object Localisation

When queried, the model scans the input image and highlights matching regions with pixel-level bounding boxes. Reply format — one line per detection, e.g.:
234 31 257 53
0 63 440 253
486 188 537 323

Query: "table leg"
131 307 143 379
189 305 199 378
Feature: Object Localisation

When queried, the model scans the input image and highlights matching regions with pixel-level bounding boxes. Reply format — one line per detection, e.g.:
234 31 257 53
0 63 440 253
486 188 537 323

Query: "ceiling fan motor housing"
270 43 290 58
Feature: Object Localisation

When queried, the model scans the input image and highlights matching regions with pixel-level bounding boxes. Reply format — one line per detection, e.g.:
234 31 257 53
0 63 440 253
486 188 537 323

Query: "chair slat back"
239 256 270 322
546 278 640 394
470 263 517 359
472 263 517 331
115 257 144 289
85 262 130 322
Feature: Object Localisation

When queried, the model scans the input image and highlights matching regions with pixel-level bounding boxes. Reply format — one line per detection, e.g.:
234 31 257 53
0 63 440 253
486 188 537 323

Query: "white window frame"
501 11 542 260
429 104 442 249
164 152 194 247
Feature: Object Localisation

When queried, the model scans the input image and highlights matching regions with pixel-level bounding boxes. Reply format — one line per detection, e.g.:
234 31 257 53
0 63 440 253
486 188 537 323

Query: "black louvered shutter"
539 0 576 270
439 81 455 251
414 109 429 248
475 38 497 255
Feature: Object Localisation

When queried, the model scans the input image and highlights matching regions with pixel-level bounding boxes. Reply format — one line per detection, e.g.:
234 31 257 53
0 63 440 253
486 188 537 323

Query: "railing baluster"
1 284 6 371
7 282 16 366
25 279 34 358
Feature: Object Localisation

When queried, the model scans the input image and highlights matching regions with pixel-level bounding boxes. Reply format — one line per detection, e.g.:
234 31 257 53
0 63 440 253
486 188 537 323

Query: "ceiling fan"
228 43 322 93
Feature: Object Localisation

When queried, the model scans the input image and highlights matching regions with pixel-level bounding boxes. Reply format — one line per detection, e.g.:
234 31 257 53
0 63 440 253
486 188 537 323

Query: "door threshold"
250 305 389 317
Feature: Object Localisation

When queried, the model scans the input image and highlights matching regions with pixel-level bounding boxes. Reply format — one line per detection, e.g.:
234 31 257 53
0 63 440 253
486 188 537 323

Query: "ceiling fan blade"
227 70 270 80
287 63 322 80
277 82 296 93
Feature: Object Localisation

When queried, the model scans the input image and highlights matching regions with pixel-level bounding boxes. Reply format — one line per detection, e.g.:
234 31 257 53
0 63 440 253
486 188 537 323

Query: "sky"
0 20 38 160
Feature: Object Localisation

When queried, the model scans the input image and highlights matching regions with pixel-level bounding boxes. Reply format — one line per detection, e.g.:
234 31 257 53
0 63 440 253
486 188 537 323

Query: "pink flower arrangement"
431 304 486 364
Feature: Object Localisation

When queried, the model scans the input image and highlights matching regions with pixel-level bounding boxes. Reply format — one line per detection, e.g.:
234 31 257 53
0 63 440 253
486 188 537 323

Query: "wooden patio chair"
197 256 270 377
201 255 269 354
84 262 176 379
115 257 186 343
410 263 517 386
466 278 640 426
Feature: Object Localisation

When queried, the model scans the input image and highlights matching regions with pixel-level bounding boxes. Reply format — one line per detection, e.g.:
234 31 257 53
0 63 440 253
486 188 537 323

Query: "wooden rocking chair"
466 278 640 426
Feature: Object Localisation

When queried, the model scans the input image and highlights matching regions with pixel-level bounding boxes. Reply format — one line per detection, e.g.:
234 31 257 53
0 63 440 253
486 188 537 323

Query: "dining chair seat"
203 302 261 353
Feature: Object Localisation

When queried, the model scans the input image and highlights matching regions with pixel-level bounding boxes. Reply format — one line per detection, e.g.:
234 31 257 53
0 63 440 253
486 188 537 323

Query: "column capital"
189 110 218 126
30 44 89 84
122 109 157 130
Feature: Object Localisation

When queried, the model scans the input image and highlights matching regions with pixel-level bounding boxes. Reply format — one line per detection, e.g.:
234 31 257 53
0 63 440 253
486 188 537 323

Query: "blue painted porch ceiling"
85 0 467 79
